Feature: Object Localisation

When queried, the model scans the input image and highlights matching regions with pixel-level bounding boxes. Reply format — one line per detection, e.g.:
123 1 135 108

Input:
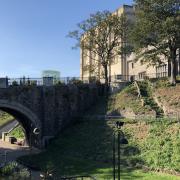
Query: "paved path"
0 140 41 179
0 140 40 163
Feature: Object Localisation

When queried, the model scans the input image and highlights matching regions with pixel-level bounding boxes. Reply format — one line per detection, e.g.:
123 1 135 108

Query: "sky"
0 0 133 78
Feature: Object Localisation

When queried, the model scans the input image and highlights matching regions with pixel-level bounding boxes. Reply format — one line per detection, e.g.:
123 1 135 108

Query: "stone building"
80 5 180 83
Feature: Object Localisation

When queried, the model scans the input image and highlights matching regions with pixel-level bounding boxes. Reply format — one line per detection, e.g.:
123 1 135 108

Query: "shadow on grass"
18 96 145 179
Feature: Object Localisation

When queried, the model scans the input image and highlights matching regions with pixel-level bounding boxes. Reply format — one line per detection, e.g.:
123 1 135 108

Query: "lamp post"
29 126 40 151
113 121 125 180
113 130 116 180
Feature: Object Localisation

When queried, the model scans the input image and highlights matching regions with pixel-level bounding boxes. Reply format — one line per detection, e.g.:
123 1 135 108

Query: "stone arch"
0 100 41 147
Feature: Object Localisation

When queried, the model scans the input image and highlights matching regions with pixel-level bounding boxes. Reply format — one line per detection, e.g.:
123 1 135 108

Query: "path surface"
0 140 41 179
0 140 40 163
0 120 18 138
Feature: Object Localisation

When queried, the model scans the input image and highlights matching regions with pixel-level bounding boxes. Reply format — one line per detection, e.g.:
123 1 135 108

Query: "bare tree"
68 11 130 91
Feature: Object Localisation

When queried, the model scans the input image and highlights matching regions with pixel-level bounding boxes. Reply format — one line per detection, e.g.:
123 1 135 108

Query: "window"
132 63 134 69
138 72 146 80
116 74 122 80
156 64 167 78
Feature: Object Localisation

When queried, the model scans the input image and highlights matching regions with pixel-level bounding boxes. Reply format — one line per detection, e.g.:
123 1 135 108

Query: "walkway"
0 140 40 163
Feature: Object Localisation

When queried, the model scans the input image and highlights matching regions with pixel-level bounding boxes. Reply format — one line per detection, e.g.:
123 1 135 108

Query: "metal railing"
0 77 92 87
0 73 179 88
8 78 43 86
110 73 169 82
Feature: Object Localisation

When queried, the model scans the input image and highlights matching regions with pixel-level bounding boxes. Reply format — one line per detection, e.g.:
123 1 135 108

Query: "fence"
0 73 178 88
0 77 91 87
110 73 169 82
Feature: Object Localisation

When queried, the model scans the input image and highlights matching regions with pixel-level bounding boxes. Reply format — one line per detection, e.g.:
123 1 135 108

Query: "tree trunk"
178 48 180 76
170 49 177 86
104 64 109 96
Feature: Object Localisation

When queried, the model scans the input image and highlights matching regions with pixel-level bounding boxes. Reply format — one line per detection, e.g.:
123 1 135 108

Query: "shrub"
9 125 25 139
69 78 83 85
55 80 64 85
12 81 19 86
153 78 171 88
0 162 30 178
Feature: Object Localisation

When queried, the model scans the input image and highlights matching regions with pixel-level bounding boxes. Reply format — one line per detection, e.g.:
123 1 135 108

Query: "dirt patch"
155 85 180 115
123 122 150 142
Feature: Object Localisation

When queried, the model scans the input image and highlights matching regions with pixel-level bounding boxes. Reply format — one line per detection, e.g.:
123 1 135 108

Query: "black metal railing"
110 72 169 82
0 72 176 88
3 77 92 87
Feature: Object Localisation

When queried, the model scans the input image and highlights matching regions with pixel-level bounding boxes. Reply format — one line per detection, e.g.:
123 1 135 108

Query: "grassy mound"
0 111 14 128
19 118 180 179
18 94 180 179
155 84 180 112
123 119 180 172
108 84 153 116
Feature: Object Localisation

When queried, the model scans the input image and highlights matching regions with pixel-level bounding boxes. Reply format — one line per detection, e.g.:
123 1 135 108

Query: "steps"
137 81 164 118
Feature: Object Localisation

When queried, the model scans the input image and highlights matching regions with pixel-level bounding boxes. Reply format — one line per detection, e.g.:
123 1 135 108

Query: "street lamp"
29 127 40 152
33 128 40 135
113 121 127 180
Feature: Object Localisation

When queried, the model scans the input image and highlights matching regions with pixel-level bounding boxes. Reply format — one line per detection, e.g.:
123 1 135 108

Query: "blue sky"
0 0 133 77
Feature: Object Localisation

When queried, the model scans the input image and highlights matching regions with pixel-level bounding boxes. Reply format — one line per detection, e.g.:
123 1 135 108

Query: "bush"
0 162 29 178
123 84 138 96
139 121 180 171
12 81 19 86
55 80 65 86
152 78 171 88
0 162 17 176
69 78 83 85
9 125 25 139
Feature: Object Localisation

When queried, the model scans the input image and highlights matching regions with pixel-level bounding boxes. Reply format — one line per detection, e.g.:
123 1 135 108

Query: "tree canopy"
68 11 129 87
131 0 180 85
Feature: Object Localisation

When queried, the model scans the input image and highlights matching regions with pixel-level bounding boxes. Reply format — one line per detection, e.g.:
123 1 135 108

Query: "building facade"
42 70 60 79
80 5 180 83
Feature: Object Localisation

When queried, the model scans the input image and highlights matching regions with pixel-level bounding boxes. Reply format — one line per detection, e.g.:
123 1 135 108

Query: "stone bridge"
0 84 103 148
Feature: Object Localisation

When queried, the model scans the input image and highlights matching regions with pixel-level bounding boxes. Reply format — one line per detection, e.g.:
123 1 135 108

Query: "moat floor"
0 140 40 163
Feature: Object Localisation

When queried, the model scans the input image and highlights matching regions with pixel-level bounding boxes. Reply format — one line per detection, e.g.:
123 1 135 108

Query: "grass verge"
0 112 14 128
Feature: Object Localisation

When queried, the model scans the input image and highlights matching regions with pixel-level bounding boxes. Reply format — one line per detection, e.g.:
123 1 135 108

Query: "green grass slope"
9 125 25 139
0 111 14 128
123 119 180 172
155 83 180 112
19 117 180 179
107 84 154 116
18 93 180 179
